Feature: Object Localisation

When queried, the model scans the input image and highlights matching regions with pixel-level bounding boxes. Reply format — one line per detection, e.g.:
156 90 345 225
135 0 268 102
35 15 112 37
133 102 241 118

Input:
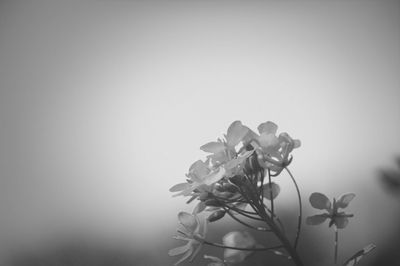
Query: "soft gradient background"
0 0 399 265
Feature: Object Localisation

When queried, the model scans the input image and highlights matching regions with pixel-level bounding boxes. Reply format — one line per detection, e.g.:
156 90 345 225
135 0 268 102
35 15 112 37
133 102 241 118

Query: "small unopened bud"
207 210 226 222
199 192 210 201
215 183 225 192
204 199 222 207
230 175 246 187
244 152 263 175
222 183 238 193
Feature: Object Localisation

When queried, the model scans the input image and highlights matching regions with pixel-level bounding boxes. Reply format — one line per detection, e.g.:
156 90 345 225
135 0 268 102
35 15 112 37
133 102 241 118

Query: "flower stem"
223 207 271 232
203 240 283 251
268 169 275 216
257 201 304 266
285 167 302 249
334 227 339 264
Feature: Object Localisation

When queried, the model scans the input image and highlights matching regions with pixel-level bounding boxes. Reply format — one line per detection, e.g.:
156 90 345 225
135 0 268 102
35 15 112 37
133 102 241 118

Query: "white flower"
201 121 251 176
306 192 355 229
244 121 300 175
223 231 257 263
169 212 208 265
170 160 226 197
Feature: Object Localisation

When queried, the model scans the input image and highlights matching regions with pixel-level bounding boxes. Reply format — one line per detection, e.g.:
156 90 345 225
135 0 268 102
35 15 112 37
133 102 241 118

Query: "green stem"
268 169 275 216
203 240 283 251
225 204 265 221
223 207 270 232
257 203 304 266
285 167 302 249
334 227 338 264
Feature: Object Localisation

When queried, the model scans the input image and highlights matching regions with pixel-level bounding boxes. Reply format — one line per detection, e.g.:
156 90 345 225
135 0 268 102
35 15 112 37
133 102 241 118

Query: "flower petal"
293 139 301 148
170 183 190 192
174 245 193 266
226 121 248 147
202 167 226 186
309 192 332 210
334 216 349 229
168 243 191 256
204 255 225 266
223 231 256 263
178 212 198 233
258 132 279 149
306 214 329 225
336 193 356 209
200 142 226 153
189 160 210 178
192 201 206 214
257 121 278 135
263 182 281 200
242 127 259 145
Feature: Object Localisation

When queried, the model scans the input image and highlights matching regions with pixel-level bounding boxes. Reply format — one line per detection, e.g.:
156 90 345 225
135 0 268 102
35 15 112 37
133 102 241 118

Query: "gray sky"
0 1 399 265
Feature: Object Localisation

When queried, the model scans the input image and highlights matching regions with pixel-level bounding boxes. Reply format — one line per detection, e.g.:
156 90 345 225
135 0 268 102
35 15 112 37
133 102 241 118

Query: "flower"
169 160 226 198
306 192 355 229
169 212 208 265
243 121 301 176
200 121 251 176
223 231 257 263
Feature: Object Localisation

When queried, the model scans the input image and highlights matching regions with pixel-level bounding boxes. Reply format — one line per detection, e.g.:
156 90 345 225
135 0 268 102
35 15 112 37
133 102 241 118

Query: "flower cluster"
170 121 300 215
169 121 300 265
169 120 373 266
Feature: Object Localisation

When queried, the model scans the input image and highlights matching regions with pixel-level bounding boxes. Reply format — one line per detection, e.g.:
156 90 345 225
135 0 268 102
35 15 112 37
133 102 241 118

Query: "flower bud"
207 210 226 222
244 152 263 176
262 182 280 200
199 191 210 201
229 175 246 187
204 199 223 207
222 183 238 193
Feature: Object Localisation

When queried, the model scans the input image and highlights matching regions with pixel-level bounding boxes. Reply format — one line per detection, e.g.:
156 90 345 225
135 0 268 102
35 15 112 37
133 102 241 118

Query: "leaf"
343 244 376 266
263 182 281 200
336 193 356 209
306 214 329 225
309 192 331 210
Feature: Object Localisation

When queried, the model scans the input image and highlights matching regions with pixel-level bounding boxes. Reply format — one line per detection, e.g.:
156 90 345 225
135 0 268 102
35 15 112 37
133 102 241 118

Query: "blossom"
200 121 251 176
243 121 300 175
223 231 257 263
306 192 355 229
169 160 226 198
169 212 208 265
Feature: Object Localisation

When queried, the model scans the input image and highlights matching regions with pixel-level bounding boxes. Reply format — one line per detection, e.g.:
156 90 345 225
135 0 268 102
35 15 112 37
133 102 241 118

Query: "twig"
285 167 302 249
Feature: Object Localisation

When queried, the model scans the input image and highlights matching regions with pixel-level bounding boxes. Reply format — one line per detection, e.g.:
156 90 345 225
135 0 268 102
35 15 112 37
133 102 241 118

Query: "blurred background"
0 0 399 265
